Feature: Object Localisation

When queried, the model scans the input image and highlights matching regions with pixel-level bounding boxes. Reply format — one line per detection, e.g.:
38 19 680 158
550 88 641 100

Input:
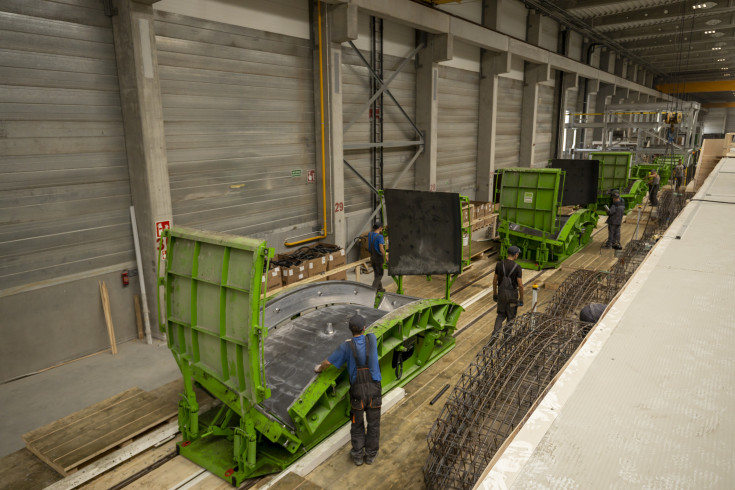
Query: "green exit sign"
291 169 302 178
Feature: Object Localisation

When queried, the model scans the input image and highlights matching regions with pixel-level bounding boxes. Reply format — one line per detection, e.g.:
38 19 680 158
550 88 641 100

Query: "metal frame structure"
159 227 463 486
342 38 425 255
565 102 701 165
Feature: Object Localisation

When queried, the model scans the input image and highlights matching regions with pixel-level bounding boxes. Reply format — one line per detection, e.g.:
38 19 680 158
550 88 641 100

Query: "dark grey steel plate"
260 305 387 427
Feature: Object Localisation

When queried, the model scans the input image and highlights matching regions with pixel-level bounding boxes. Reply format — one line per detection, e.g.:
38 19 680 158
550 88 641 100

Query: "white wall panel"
534 84 554 167
0 0 137 382
440 40 481 74
495 77 523 169
155 10 318 236
0 1 134 290
155 0 310 39
437 65 479 198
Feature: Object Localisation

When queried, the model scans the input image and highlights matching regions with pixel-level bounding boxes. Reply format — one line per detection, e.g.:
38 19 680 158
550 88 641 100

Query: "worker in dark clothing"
603 193 624 250
580 303 607 323
315 315 382 466
492 245 524 334
368 223 386 292
648 170 660 207
674 160 685 192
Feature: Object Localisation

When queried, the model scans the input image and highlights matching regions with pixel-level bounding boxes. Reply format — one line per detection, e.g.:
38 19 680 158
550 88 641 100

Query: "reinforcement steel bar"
544 269 608 319
424 313 592 490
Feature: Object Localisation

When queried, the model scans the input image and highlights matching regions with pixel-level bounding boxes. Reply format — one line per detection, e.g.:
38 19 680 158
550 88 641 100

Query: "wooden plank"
23 380 196 476
22 388 144 444
45 382 218 490
0 448 61 490
51 400 173 472
78 438 179 490
134 294 144 340
98 280 117 355
124 456 205 490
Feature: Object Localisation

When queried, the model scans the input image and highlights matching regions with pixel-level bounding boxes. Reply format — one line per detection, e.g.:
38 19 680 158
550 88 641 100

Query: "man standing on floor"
315 315 382 466
648 169 660 207
674 159 685 192
492 245 524 335
603 192 624 250
368 223 386 292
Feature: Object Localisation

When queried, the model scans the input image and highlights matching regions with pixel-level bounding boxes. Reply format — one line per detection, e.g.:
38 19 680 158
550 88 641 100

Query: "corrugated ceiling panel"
496 77 523 169
342 47 417 214
155 11 317 236
534 84 555 167
0 1 134 290
437 65 479 198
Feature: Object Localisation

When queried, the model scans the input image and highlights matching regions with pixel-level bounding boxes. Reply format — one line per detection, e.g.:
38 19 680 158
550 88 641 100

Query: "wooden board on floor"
124 455 205 490
22 387 176 475
21 379 211 477
79 438 180 490
0 447 61 490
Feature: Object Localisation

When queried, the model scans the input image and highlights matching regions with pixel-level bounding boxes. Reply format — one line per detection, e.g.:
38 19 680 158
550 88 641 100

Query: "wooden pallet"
21 380 204 477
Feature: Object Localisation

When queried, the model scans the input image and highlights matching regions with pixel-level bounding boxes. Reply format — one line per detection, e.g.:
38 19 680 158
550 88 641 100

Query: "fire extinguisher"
122 269 129 287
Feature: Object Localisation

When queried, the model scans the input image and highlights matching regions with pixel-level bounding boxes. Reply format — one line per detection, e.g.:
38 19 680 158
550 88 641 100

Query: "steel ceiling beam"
622 30 735 51
587 3 730 29
609 22 735 43
593 7 735 33
519 0 665 75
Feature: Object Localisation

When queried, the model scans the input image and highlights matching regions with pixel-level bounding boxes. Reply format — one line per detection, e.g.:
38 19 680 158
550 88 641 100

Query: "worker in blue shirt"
314 315 382 466
367 223 386 292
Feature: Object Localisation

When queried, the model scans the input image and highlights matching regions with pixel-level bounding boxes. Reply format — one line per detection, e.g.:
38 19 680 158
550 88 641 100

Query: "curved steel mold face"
261 281 420 428
264 281 418 329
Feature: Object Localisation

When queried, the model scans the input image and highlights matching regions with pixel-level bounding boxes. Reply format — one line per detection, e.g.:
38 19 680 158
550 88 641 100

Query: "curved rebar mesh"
423 313 592 490
544 269 608 318
423 193 693 490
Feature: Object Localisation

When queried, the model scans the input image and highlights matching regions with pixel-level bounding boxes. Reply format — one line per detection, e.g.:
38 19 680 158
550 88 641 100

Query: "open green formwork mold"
591 151 647 214
496 168 597 270
159 227 462 486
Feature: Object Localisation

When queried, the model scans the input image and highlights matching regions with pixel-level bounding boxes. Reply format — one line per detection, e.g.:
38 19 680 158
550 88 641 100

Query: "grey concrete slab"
0 340 180 458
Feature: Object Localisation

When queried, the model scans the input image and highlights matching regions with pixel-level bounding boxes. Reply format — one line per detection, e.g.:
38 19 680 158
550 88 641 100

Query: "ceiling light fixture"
713 47 722 50
721 67 728 70
718 58 727 62
692 2 715 9
705 30 716 34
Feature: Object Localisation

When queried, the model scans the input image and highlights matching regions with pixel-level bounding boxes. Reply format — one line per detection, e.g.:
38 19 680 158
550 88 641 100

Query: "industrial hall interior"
2 0 735 488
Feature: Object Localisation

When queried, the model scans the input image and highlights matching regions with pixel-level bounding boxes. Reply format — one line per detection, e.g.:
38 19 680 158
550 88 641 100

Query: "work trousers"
370 252 385 291
649 184 659 206
350 407 381 460
674 176 683 191
606 224 621 247
493 304 517 335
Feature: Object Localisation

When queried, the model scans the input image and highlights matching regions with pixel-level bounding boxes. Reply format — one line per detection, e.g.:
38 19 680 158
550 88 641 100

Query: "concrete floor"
0 339 180 459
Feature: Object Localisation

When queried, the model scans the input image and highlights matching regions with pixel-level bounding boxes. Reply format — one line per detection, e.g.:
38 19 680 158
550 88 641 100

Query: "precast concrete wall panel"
534 84 555 167
154 11 318 236
495 77 523 169
437 65 479 198
0 0 138 382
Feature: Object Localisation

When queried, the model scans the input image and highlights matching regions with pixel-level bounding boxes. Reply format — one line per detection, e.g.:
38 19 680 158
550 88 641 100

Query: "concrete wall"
155 0 310 39
0 271 141 382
